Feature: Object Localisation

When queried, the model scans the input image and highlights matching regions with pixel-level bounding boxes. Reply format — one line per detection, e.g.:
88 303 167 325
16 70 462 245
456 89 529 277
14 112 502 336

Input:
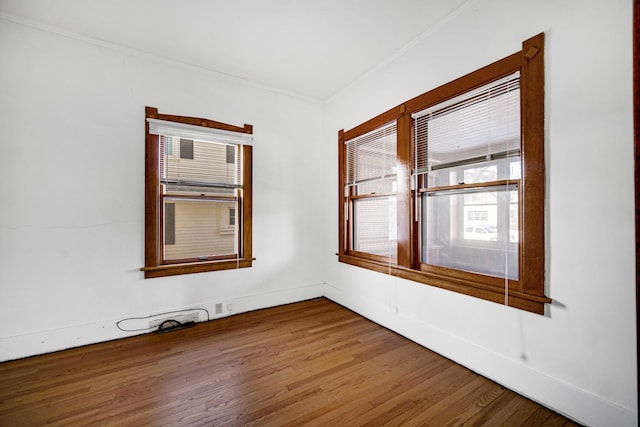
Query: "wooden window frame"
338 33 550 314
142 107 253 279
344 122 399 263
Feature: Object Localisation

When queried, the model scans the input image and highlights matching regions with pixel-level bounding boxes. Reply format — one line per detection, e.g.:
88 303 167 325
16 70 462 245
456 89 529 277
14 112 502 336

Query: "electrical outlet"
149 312 199 329
215 303 222 314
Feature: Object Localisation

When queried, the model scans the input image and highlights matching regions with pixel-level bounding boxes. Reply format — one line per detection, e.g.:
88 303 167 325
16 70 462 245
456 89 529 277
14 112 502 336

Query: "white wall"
323 1 637 426
0 18 325 360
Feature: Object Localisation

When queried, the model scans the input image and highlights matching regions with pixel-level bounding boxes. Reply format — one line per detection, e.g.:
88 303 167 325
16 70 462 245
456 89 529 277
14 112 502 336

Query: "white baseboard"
324 283 637 427
0 283 324 362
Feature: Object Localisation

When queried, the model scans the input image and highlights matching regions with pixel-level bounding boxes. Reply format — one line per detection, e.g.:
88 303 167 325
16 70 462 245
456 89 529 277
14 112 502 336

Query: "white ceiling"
0 0 469 101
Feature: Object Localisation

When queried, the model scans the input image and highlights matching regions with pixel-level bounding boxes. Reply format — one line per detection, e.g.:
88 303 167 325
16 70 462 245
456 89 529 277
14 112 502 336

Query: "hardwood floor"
0 298 578 426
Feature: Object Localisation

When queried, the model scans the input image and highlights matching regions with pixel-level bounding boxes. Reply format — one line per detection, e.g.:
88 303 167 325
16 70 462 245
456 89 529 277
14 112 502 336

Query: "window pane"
353 196 397 258
413 73 520 174
345 123 397 194
422 188 518 279
163 138 240 187
357 176 397 195
163 199 238 260
427 156 520 187
226 145 235 164
179 138 194 159
164 202 175 245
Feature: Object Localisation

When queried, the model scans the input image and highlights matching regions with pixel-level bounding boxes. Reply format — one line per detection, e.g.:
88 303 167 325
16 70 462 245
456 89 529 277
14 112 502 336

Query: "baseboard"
0 283 324 362
324 283 637 427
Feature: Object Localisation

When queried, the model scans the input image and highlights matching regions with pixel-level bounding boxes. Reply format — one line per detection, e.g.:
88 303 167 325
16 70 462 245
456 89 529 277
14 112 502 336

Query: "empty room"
0 0 637 425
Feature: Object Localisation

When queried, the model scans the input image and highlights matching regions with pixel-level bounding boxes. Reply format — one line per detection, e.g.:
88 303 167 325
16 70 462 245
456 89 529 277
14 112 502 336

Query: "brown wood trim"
349 192 397 200
519 33 545 296
341 53 520 143
338 254 548 314
144 128 160 269
347 250 397 265
404 52 521 114
396 113 413 268
342 105 405 142
242 145 253 261
142 258 254 279
338 130 346 256
161 253 240 264
145 106 252 134
419 262 520 293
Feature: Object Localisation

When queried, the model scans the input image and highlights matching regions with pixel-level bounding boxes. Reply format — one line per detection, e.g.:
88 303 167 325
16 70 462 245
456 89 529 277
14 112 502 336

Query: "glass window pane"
422 188 518 279
179 138 194 159
353 196 397 258
163 139 240 187
427 156 520 187
413 73 520 174
346 123 397 194
356 176 397 195
164 202 176 245
510 160 521 179
163 199 238 260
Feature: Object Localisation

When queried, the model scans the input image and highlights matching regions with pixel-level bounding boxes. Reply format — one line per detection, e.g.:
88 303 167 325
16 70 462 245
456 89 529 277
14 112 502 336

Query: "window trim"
338 33 549 314
142 107 253 279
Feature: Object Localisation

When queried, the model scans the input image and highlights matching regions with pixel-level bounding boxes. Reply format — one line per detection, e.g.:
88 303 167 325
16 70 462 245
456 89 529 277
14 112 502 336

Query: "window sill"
338 253 550 315
142 258 253 278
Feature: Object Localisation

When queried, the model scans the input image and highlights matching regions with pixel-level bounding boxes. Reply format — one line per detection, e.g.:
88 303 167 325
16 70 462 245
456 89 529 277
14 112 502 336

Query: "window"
345 122 398 260
179 138 194 159
229 207 236 226
226 145 235 164
338 33 549 314
165 202 176 245
416 73 520 280
166 136 173 155
467 211 489 222
142 107 253 278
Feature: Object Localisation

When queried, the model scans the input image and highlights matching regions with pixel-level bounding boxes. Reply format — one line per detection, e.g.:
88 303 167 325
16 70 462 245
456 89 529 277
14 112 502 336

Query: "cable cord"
116 308 211 332
156 319 196 334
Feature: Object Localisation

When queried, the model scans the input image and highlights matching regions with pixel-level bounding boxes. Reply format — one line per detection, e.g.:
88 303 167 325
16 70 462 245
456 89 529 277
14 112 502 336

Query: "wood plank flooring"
0 298 579 426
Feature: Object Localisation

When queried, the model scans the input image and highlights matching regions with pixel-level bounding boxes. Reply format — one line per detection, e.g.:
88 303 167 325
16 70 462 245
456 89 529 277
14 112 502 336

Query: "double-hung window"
414 72 521 280
143 107 253 278
338 34 548 314
345 122 398 261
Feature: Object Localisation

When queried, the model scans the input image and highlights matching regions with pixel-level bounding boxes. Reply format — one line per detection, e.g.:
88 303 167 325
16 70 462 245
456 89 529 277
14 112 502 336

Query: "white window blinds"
412 72 520 175
159 136 242 192
345 122 397 194
147 119 251 192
